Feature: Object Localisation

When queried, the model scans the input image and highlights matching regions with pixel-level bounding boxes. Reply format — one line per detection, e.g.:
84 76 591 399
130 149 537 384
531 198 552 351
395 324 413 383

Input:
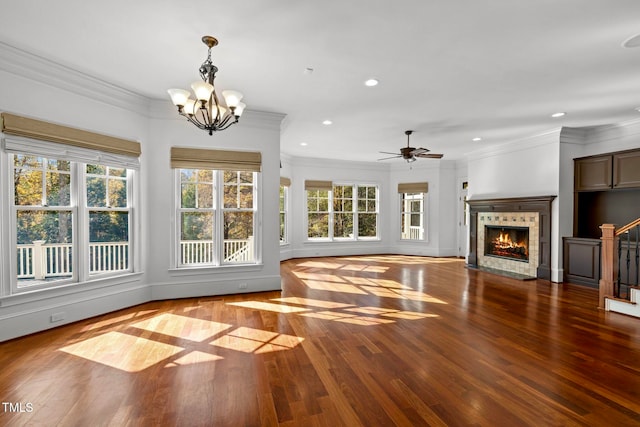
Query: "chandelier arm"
183 114 207 131
216 116 239 131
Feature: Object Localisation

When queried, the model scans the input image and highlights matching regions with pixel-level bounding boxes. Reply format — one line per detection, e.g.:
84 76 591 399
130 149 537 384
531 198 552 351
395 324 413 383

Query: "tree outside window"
307 189 329 238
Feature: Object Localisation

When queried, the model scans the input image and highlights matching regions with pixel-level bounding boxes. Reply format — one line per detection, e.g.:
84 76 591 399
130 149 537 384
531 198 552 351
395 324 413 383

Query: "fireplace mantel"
466 196 556 280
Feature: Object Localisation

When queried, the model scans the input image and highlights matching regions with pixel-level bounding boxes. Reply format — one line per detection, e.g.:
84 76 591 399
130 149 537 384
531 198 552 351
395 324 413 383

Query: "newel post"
599 224 618 309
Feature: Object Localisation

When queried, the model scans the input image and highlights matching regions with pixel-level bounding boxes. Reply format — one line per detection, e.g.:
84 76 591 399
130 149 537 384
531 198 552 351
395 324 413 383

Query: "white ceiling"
2 0 640 162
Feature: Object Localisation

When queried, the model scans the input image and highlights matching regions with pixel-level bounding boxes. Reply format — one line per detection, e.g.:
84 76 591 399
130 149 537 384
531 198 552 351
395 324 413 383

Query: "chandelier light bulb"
222 90 243 108
167 89 190 107
234 102 246 117
191 81 214 102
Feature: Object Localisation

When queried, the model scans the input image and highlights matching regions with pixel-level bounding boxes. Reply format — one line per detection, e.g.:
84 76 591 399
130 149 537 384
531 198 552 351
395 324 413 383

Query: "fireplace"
466 196 555 281
484 226 529 262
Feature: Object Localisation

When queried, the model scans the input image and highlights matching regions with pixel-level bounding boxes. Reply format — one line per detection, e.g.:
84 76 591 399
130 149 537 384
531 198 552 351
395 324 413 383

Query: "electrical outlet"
239 283 248 290
50 312 65 323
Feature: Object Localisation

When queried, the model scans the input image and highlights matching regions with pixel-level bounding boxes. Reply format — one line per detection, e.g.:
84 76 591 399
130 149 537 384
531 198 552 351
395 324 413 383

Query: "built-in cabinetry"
565 148 640 286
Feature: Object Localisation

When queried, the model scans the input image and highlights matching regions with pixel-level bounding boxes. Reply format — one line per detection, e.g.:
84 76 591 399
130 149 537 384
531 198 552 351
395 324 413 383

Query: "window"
398 182 428 241
177 169 257 267
11 156 135 290
305 181 378 240
279 177 290 244
171 147 261 268
2 112 140 294
14 155 74 286
307 188 329 238
400 193 425 240
333 185 353 238
357 185 378 238
86 165 131 275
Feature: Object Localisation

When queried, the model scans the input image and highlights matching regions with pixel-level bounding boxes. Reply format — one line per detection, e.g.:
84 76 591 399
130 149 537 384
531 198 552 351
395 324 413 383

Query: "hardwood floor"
1 255 640 426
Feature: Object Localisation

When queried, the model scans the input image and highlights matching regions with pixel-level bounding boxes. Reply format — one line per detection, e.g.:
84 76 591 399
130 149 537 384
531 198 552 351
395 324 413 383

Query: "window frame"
7 153 137 295
305 183 379 242
400 192 426 241
279 184 289 245
174 168 260 269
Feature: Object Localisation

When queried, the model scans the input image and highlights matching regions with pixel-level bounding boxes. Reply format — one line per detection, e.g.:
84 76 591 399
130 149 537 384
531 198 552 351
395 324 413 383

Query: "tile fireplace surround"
466 196 556 281
478 212 539 278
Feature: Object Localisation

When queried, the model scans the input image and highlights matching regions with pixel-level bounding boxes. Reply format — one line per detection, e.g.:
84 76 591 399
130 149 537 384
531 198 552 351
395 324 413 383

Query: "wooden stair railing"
599 217 640 309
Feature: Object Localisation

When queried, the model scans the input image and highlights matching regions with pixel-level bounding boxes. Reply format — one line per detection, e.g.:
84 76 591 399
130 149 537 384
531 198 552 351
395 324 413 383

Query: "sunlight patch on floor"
131 313 233 341
166 351 224 367
210 326 304 354
272 297 354 309
299 310 395 325
59 331 184 372
227 301 312 313
303 279 369 294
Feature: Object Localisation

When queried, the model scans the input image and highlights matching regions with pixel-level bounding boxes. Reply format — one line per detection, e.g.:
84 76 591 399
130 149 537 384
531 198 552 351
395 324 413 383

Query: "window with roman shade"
170 146 262 267
398 182 428 241
1 112 140 293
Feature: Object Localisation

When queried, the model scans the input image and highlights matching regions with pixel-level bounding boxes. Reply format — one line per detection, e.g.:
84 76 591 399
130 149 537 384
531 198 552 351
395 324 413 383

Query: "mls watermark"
2 402 33 413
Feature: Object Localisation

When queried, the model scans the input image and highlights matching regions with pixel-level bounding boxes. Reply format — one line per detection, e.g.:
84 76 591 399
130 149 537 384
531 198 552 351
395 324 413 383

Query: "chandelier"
167 36 246 135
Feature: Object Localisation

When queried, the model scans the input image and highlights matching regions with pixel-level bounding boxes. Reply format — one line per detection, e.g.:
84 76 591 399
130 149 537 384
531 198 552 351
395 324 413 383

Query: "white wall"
467 130 564 281
146 102 284 300
389 160 458 257
286 157 392 258
0 43 285 341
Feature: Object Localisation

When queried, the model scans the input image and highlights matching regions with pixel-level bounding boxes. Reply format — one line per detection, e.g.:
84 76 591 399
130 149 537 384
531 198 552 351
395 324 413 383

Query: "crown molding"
466 128 562 161
0 41 149 113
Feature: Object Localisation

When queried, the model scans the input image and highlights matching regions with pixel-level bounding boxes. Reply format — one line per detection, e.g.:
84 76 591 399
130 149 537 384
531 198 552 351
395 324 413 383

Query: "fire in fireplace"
485 225 529 262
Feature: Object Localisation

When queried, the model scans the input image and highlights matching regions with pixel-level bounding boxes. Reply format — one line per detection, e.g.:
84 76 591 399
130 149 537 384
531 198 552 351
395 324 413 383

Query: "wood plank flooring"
1 255 640 426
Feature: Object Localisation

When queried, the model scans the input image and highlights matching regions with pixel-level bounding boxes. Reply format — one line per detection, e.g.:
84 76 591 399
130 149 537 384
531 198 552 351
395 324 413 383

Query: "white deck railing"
17 241 129 280
17 237 254 280
180 237 254 265
401 226 423 240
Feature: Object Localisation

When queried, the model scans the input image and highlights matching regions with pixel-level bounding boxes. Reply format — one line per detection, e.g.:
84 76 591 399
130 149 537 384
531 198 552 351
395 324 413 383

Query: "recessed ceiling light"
300 142 308 146
364 78 379 87
322 120 332 125
472 137 482 142
551 112 566 118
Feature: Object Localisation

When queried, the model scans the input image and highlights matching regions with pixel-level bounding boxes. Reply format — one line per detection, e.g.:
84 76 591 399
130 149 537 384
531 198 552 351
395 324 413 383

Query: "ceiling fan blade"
410 147 429 155
415 153 444 159
379 151 401 155
377 155 402 161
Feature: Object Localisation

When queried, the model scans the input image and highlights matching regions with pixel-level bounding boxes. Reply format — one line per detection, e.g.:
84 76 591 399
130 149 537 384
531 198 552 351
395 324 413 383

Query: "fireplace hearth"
485 226 529 262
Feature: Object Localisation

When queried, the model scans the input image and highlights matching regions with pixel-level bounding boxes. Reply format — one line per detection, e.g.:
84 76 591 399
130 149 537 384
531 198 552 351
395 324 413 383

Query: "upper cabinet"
575 155 612 191
613 150 640 189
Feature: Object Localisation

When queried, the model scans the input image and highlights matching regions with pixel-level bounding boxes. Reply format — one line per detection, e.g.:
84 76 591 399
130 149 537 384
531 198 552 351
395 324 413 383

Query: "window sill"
304 238 381 244
168 263 264 276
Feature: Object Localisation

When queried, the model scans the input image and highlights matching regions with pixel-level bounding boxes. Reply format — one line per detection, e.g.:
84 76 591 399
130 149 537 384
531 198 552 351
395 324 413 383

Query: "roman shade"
280 177 291 186
170 147 262 172
1 112 141 157
398 182 429 193
305 180 332 191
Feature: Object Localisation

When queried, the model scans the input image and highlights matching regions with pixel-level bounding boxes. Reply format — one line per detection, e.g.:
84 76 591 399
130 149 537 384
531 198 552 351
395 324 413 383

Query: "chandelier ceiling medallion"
167 36 246 135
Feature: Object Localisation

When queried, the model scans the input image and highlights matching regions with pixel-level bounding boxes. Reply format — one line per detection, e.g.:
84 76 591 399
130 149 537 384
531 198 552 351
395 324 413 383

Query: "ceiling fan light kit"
378 130 444 163
167 36 246 135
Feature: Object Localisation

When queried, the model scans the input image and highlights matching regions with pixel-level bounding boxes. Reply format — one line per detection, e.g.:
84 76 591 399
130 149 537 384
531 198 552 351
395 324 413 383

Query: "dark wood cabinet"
563 237 601 287
575 155 612 191
613 150 640 188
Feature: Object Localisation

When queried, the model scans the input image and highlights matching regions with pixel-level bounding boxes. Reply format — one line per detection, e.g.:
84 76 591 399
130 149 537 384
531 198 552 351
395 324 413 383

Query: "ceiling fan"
378 130 444 162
